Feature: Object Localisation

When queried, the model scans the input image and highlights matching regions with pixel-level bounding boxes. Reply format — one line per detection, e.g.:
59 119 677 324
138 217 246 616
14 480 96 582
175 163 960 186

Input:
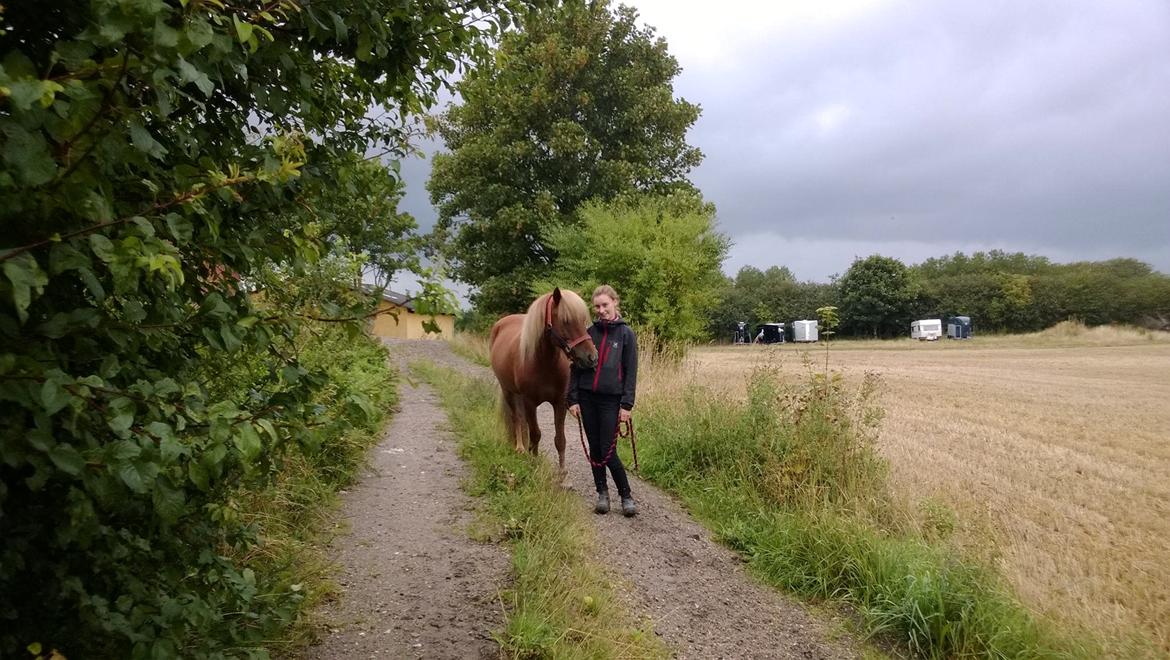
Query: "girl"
567 285 638 516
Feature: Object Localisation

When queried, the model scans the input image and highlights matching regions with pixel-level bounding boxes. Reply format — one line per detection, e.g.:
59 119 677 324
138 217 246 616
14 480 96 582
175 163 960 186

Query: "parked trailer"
755 322 785 344
792 319 818 342
947 316 972 339
911 319 943 341
734 321 750 344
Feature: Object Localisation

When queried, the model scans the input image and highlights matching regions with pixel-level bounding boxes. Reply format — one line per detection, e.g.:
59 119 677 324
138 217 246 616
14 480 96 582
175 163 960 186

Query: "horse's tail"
489 319 504 349
498 391 518 444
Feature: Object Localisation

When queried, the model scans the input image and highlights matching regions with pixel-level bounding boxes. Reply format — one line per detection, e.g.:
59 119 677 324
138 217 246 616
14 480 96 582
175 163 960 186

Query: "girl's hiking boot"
621 496 637 517
595 491 610 514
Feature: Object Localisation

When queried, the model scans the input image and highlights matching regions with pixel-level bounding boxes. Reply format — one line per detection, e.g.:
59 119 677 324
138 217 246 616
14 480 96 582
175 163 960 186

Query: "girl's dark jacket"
566 317 638 410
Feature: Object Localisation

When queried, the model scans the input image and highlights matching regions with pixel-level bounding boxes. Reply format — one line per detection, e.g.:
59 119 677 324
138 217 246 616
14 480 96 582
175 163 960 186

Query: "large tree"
428 0 702 315
838 255 918 337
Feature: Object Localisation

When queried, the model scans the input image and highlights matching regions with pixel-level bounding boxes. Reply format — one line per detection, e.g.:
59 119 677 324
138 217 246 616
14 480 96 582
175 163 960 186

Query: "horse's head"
546 288 598 369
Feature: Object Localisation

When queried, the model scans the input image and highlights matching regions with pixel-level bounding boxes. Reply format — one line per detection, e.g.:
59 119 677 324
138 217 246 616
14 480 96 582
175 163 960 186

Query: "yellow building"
367 288 455 340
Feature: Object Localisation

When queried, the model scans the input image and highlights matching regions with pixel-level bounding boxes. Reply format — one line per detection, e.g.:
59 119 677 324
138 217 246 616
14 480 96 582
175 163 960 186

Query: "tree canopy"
428 0 702 315
536 192 728 345
837 255 918 338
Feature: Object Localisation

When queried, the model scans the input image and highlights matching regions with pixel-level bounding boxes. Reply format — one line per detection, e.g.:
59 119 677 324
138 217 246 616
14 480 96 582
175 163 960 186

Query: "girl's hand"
619 408 631 423
569 404 580 418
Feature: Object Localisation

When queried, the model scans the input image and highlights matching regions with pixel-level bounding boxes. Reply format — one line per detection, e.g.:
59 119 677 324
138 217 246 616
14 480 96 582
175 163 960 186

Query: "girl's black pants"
577 390 631 497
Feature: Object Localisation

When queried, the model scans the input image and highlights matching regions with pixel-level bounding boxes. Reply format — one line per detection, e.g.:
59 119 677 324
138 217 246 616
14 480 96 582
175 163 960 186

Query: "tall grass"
635 361 1094 658
412 360 665 659
450 331 493 367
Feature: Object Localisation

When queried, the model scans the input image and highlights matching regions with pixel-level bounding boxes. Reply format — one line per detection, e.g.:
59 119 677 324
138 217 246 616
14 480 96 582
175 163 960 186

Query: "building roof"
361 284 419 312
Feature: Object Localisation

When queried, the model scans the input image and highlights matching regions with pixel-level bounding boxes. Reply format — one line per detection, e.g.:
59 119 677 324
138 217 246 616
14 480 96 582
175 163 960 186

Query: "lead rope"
576 414 639 472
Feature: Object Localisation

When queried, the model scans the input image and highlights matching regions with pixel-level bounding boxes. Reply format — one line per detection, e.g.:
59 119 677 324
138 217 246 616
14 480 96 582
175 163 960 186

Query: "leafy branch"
0 175 254 264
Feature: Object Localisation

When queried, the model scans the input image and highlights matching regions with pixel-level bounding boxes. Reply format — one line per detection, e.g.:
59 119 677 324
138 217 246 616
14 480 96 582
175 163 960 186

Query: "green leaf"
154 18 180 48
117 462 147 493
112 439 141 461
176 58 214 96
89 234 117 262
188 461 209 490
49 242 90 275
165 214 193 243
2 253 49 323
233 423 262 462
233 16 254 44
124 300 147 323
129 119 168 159
256 418 279 444
39 377 72 415
153 478 186 523
219 324 241 352
149 422 182 461
48 444 86 476
109 400 135 435
5 79 48 111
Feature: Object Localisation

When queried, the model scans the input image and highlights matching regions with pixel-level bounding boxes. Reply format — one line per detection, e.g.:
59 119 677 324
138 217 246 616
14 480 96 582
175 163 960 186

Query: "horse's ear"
552 287 562 304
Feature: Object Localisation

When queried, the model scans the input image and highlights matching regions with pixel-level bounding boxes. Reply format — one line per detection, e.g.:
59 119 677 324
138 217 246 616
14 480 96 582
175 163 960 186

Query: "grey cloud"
675 0 1170 268
393 1 1170 282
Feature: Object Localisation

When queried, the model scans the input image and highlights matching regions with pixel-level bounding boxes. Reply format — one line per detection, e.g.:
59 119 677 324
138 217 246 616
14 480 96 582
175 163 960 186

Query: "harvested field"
677 328 1170 652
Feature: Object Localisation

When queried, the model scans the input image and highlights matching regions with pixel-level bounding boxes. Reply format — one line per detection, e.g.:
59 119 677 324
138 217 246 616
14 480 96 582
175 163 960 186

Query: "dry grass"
450 331 493 367
663 328 1170 653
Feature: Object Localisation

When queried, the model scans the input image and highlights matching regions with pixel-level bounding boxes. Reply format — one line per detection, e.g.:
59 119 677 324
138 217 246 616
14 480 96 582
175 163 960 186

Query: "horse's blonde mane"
519 290 590 365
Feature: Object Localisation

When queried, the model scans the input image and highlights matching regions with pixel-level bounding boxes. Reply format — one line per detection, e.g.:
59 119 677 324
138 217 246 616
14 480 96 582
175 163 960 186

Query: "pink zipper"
592 326 610 391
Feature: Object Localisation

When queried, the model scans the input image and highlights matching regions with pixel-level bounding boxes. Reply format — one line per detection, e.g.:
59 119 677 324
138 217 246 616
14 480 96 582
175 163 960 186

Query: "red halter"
545 295 590 357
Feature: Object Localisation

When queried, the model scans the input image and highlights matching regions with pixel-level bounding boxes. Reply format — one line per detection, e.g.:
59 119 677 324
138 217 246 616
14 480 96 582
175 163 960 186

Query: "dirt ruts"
304 339 859 659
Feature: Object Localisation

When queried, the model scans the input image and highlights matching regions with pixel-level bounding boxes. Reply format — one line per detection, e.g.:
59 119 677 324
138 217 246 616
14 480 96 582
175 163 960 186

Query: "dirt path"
308 339 859 659
302 340 508 659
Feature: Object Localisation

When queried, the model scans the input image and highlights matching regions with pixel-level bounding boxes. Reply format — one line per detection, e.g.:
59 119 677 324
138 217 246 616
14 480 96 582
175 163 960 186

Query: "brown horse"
489 288 598 476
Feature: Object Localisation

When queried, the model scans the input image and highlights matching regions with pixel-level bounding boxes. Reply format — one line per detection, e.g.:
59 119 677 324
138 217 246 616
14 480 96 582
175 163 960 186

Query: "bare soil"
306 339 860 659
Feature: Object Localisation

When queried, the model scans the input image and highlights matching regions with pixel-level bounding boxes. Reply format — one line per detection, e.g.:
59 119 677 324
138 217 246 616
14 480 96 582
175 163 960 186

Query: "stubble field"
678 326 1170 652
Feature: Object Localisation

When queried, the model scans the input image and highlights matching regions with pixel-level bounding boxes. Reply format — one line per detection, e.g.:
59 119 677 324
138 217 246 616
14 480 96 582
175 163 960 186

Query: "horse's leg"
506 392 527 453
523 400 541 456
552 401 568 482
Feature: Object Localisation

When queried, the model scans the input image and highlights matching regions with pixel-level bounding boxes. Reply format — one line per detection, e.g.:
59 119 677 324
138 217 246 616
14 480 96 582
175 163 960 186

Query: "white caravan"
911 319 943 341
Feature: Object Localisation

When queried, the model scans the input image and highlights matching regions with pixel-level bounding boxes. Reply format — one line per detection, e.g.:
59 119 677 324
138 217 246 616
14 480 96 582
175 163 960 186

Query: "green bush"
0 244 398 657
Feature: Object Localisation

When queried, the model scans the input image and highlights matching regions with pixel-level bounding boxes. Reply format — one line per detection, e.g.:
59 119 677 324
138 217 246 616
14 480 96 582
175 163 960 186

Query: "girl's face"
593 294 617 321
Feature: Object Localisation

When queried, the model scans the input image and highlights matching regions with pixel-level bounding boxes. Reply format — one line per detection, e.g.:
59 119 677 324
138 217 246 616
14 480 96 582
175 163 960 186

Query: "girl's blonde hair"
591 284 621 315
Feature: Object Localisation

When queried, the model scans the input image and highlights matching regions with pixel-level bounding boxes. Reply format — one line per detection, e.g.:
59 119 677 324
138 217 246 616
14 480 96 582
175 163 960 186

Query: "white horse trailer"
911 319 943 341
793 320 818 342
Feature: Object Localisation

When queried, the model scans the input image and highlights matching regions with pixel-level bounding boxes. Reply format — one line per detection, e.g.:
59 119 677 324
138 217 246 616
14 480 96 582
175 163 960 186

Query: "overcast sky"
392 0 1170 290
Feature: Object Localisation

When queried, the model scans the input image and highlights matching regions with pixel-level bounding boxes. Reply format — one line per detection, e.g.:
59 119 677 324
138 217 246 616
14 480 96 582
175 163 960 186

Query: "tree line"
709 252 1170 340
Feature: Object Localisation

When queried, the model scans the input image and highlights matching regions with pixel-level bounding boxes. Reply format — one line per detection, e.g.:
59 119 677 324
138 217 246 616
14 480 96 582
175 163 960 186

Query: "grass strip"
412 359 666 659
634 366 1103 659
